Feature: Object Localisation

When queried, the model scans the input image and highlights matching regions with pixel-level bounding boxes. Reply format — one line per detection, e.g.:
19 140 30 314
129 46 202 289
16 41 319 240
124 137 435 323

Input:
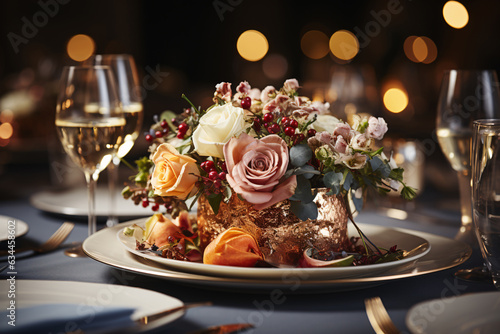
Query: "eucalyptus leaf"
290 144 312 167
323 171 343 188
343 172 354 191
290 200 318 221
294 165 319 179
289 175 314 203
351 190 363 212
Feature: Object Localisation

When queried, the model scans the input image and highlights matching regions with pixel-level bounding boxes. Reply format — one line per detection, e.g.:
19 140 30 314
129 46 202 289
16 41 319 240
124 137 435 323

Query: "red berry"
177 132 184 139
284 126 295 136
290 119 299 128
145 134 153 142
293 133 306 144
160 120 168 128
253 118 261 131
152 203 160 211
281 117 290 128
162 128 169 135
155 130 163 138
203 160 215 172
171 118 179 126
263 113 274 123
208 171 219 180
218 161 227 172
241 97 252 109
178 123 188 134
142 200 149 208
218 171 226 180
307 129 317 137
268 123 280 134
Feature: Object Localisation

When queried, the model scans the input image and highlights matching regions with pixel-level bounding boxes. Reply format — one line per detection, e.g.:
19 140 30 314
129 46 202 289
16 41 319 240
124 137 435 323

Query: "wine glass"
55 66 125 257
86 54 144 227
436 70 500 280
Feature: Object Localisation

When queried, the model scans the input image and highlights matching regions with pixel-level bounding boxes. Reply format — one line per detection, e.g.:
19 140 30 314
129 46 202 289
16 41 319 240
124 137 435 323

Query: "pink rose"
223 133 297 210
214 82 232 102
236 81 251 94
366 117 388 140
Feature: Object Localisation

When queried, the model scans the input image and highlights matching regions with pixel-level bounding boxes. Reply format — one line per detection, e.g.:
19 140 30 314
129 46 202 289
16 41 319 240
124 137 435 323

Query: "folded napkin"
0 303 136 334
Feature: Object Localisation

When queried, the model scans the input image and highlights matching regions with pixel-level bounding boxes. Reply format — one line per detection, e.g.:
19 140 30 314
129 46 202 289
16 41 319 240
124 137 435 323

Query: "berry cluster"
252 114 317 146
198 159 228 195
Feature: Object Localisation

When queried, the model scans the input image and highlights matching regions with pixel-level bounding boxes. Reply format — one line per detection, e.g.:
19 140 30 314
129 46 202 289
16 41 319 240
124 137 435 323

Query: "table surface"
0 165 497 334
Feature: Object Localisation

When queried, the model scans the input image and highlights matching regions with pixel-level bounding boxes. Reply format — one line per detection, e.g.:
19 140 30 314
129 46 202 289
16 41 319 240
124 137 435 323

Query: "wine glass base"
454 266 491 282
64 243 87 258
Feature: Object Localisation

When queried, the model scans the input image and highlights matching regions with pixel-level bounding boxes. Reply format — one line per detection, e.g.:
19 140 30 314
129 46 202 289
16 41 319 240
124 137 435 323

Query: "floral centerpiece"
122 79 416 267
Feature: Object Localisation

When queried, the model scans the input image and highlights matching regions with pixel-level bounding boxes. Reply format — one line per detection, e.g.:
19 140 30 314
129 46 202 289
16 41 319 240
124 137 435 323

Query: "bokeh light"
0 110 14 123
329 30 359 61
67 34 95 62
301 30 330 59
262 54 288 80
443 1 469 29
0 123 13 139
404 36 438 64
237 30 269 62
383 88 408 113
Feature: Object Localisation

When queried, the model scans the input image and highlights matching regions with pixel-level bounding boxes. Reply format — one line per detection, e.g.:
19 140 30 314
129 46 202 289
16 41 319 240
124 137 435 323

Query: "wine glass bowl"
436 70 500 243
55 65 125 256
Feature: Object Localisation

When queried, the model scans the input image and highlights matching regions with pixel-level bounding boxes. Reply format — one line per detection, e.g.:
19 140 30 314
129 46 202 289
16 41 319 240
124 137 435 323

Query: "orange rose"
151 143 200 199
203 227 264 267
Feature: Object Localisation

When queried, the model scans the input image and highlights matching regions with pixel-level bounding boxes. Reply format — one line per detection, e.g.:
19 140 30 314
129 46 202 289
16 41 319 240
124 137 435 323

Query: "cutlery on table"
0 222 74 256
186 323 254 334
135 301 212 325
365 297 401 334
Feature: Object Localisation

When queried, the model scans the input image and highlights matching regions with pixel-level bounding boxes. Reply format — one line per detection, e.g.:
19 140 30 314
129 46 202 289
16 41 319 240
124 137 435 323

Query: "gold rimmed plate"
83 221 471 293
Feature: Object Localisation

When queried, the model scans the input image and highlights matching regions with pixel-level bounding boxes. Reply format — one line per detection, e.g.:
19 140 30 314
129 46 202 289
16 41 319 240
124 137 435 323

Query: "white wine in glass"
437 70 500 281
56 65 125 257
86 54 144 226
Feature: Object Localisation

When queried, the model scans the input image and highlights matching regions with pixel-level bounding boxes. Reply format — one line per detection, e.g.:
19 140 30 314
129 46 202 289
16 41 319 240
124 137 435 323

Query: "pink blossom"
214 82 232 102
333 123 352 141
248 88 261 100
260 85 276 103
236 81 251 94
224 133 297 210
337 152 367 169
311 101 331 114
334 136 348 154
366 117 388 140
263 99 280 114
283 79 299 92
351 133 371 150
316 131 334 145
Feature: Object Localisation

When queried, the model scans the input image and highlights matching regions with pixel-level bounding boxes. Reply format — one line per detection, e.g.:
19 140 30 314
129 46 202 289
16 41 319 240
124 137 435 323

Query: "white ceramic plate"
0 215 29 241
406 291 500 334
0 280 183 333
116 220 430 280
82 222 466 293
30 187 152 218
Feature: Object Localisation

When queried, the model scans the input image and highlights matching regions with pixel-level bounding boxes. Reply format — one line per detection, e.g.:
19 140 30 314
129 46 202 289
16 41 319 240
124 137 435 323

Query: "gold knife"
136 301 213 325
186 323 254 334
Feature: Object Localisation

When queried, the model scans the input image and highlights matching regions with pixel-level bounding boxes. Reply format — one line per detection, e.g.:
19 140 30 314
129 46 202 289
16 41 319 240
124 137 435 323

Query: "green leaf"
389 168 404 182
290 200 318 221
351 190 363 212
159 110 178 130
293 165 320 179
290 144 312 167
324 171 343 194
401 185 417 200
343 172 354 192
207 193 223 214
289 175 314 203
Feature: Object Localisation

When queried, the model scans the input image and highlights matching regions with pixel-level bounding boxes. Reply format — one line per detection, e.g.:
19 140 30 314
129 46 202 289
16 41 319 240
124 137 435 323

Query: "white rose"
192 103 250 158
310 114 340 133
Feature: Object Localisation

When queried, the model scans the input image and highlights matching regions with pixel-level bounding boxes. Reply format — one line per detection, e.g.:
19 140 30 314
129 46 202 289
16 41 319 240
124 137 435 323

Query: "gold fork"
365 297 401 334
0 222 74 255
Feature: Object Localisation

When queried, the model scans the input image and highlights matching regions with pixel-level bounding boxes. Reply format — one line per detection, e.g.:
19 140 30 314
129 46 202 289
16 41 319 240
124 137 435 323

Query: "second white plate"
117 220 431 280
0 215 29 241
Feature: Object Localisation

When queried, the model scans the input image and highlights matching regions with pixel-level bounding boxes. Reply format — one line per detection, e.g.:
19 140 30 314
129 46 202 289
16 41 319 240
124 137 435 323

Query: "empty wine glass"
87 54 143 227
55 66 125 257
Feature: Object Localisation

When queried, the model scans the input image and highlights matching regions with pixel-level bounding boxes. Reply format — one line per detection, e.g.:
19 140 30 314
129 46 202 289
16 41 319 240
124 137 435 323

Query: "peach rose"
203 227 263 267
151 143 200 199
223 133 297 210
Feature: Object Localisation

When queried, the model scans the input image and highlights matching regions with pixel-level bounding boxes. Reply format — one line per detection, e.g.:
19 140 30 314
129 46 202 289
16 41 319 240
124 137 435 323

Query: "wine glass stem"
107 156 119 226
84 172 97 236
457 170 472 227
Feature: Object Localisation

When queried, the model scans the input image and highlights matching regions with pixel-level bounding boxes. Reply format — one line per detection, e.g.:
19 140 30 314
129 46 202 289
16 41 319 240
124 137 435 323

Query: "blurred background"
0 0 498 215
